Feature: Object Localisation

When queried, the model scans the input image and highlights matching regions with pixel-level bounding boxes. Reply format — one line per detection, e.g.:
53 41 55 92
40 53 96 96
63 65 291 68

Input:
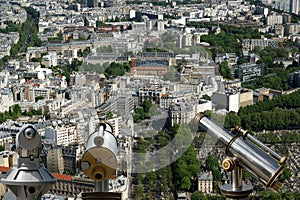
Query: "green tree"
104 61 130 78
180 176 191 191
202 94 211 101
136 181 144 199
294 193 300 200
142 100 152 113
259 191 281 200
219 61 232 80
192 191 207 200
281 192 293 200
206 155 219 171
281 167 291 181
35 96 44 102
237 57 248 65
242 169 251 180
133 100 153 123
12 104 22 117
212 168 222 182
106 111 113 120
224 111 241 129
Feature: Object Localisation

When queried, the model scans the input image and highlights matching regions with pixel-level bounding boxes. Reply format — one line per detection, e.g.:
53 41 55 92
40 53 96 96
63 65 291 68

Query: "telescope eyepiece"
94 136 104 146
95 173 103 180
23 127 36 140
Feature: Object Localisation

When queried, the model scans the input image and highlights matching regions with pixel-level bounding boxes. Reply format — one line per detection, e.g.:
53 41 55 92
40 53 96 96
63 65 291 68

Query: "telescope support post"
220 162 253 200
231 166 242 191
95 180 109 192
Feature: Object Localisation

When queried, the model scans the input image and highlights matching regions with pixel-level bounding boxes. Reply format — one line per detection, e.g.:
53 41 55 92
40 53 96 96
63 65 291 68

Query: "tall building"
261 0 299 14
0 88 14 112
290 0 299 14
266 13 283 26
45 124 78 146
47 146 64 174
86 0 98 8
212 88 253 112
288 71 300 87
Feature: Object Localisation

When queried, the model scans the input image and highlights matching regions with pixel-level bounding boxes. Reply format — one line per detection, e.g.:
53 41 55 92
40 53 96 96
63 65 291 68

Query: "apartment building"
47 146 64 174
235 63 264 84
242 39 278 50
131 52 175 76
138 82 167 105
168 99 212 126
212 88 253 112
266 13 283 26
0 88 14 112
45 124 78 146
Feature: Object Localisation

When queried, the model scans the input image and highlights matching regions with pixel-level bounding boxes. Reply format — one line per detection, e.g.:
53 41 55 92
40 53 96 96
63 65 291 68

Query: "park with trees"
220 89 300 133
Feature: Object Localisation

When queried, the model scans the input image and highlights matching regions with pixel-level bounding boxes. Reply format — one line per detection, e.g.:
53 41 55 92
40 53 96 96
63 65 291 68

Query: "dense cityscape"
0 0 300 199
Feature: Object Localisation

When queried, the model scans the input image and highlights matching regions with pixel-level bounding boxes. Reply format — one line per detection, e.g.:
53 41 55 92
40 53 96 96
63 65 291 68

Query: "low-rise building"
138 81 166 105
42 52 58 67
215 53 238 66
0 151 18 168
168 98 212 126
197 172 213 194
253 87 282 102
242 39 278 50
160 91 194 110
131 52 175 76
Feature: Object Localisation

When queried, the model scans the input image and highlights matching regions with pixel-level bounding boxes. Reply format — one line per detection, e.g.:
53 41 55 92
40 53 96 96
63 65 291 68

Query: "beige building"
168 102 195 126
239 89 254 108
0 151 18 168
198 172 213 194
266 13 283 26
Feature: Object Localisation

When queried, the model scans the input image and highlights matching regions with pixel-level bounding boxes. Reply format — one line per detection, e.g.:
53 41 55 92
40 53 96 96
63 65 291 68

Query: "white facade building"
45 125 77 146
0 88 14 112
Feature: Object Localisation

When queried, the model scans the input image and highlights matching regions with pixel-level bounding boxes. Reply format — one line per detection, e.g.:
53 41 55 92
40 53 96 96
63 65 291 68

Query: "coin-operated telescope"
1 124 56 200
77 121 121 199
194 113 287 199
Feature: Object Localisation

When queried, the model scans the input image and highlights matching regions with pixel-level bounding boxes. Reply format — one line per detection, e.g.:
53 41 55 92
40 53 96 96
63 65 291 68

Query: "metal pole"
231 166 243 191
95 180 109 192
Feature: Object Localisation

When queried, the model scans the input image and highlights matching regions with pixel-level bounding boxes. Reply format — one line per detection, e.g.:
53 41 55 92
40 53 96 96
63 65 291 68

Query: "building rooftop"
198 172 213 181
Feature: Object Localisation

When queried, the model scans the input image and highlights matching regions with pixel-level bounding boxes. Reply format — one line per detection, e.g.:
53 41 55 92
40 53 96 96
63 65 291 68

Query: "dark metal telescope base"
82 192 122 200
220 183 253 200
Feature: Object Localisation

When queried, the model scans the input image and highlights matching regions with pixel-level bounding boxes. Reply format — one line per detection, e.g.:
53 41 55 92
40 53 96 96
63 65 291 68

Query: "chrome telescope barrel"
194 113 287 191
236 127 283 161
80 121 118 181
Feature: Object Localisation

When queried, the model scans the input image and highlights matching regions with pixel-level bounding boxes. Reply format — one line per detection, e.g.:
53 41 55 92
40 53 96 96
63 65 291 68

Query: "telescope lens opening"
24 128 36 140
28 186 35 194
94 136 104 146
95 173 103 180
